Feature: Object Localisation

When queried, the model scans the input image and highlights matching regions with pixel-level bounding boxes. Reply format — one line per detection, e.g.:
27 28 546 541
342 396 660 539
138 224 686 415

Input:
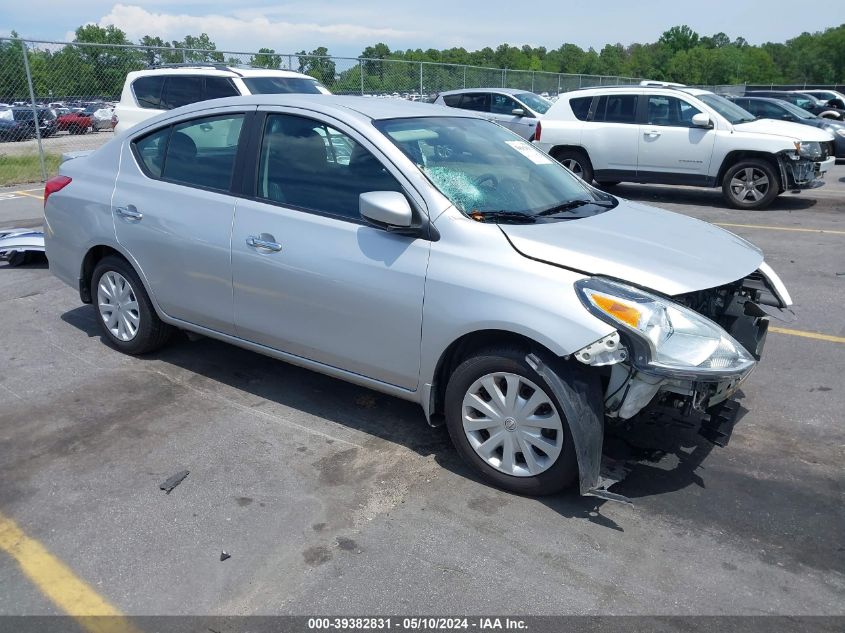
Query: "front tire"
91 256 172 355
444 347 584 495
551 148 594 183
722 159 779 209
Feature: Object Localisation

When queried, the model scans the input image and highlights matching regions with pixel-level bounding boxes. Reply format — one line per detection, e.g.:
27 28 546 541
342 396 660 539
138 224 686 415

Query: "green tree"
251 48 281 69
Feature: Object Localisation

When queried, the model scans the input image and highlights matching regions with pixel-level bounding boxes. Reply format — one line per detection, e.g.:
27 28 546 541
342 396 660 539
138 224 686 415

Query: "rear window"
442 94 463 107
569 96 592 121
241 77 327 95
593 94 638 123
161 76 204 110
133 76 165 109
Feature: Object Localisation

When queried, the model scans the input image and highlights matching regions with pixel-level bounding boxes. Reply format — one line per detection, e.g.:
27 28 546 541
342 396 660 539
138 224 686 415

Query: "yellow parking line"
14 190 44 200
770 326 845 344
0 512 140 633
716 222 845 235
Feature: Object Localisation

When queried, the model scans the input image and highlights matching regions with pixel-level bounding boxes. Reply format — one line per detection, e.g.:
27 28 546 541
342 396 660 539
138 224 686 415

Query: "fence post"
557 74 561 95
20 40 47 182
181 48 187 62
502 68 506 88
419 62 423 97
578 74 583 88
531 71 535 92
359 59 364 95
288 55 293 71
463 66 466 89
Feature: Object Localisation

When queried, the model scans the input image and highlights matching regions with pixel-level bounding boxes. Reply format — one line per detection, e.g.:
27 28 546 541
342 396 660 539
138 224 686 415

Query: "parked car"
10 106 58 138
113 63 331 133
745 91 845 120
732 96 845 161
0 117 33 141
534 85 835 209
92 107 115 131
57 110 92 134
44 95 791 498
434 88 551 140
793 89 845 109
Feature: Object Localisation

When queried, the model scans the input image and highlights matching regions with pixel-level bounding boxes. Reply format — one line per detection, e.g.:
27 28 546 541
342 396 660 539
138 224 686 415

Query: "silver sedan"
44 95 791 497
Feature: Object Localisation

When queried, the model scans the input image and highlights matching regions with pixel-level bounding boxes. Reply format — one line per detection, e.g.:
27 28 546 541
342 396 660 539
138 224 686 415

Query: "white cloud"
95 3 416 53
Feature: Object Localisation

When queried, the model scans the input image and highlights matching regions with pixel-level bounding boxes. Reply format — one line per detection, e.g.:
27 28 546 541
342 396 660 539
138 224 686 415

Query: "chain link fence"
0 37 650 186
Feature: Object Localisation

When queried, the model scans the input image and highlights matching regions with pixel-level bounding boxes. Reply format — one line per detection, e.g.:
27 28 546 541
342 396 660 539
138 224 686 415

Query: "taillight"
533 121 542 142
44 175 72 207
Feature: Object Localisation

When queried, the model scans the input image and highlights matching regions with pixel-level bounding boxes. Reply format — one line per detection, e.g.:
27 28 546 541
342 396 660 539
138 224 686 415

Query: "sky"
3 1 845 57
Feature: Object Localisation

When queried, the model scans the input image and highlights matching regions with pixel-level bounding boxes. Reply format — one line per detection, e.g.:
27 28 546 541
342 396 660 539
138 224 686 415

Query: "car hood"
499 199 763 296
733 118 834 142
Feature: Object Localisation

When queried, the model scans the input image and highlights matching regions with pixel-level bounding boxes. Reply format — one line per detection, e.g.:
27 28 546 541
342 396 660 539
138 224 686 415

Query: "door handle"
115 205 142 220
644 130 662 138
246 235 282 252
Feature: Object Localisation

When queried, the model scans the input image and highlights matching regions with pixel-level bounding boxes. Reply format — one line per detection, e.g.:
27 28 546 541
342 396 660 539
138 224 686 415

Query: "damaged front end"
778 141 836 190
565 265 792 498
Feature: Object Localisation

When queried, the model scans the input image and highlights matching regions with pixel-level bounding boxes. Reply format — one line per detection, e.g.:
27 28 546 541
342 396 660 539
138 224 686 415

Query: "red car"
56 111 92 134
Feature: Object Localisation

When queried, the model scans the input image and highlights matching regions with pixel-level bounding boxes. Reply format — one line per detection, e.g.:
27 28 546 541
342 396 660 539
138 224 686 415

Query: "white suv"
114 64 330 134
534 85 836 209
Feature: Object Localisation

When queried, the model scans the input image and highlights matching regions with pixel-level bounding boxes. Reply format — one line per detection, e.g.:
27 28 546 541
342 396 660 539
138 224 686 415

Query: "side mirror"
360 191 413 230
511 108 525 117
691 112 712 128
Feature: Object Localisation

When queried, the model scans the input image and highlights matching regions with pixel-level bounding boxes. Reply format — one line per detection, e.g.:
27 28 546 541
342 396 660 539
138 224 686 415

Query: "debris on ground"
220 551 231 562
159 470 189 494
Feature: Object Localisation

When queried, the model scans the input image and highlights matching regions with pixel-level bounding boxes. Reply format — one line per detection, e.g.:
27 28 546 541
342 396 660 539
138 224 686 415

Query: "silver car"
434 88 551 140
44 95 792 498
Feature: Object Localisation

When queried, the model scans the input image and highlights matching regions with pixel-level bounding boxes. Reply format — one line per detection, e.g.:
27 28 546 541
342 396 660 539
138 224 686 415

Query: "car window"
793 96 813 109
241 77 328 95
159 114 245 190
459 93 491 112
204 77 239 101
442 94 462 107
161 76 204 110
569 96 592 121
491 94 519 115
133 126 171 178
257 114 403 220
593 94 637 123
133 76 165 109
646 95 702 127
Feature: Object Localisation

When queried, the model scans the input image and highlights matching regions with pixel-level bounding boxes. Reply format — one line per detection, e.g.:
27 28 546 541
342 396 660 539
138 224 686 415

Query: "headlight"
794 141 822 158
575 278 756 378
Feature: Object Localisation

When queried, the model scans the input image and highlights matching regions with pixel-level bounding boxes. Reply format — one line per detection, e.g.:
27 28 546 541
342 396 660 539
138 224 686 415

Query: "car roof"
162 94 471 122
437 87 532 97
127 66 315 80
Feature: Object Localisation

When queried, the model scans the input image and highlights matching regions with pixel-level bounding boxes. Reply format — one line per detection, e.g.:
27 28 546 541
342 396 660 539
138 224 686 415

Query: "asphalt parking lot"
0 168 843 619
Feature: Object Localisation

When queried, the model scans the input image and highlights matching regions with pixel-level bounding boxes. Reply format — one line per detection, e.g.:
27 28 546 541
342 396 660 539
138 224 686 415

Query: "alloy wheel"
461 372 564 477
730 167 770 203
97 271 140 342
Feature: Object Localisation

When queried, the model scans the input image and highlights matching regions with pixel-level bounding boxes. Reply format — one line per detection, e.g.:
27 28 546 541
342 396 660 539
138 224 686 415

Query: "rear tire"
551 148 594 183
444 346 588 495
722 159 779 210
91 256 172 355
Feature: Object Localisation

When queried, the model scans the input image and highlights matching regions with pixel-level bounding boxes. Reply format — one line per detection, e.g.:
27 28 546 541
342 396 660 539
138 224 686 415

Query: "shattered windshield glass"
373 117 615 222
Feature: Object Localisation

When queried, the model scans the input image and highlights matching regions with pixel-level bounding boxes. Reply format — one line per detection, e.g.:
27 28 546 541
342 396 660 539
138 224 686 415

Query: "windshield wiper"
536 199 613 217
470 210 536 224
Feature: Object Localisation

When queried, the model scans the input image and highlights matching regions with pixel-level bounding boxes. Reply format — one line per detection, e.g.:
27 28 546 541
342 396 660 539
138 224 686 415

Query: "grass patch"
0 152 62 187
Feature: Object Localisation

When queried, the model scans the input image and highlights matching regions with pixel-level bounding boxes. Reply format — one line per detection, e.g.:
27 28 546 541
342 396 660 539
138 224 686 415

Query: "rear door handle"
115 204 142 220
644 130 662 138
246 235 282 252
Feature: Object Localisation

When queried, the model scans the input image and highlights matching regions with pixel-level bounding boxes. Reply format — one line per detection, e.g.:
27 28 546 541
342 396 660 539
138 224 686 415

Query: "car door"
113 109 250 334
582 93 640 176
490 93 534 139
231 111 431 390
637 94 716 182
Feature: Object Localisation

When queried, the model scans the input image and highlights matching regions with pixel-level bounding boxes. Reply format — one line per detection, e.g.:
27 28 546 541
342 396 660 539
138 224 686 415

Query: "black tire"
444 346 594 495
551 147 594 183
91 255 172 355
722 159 780 210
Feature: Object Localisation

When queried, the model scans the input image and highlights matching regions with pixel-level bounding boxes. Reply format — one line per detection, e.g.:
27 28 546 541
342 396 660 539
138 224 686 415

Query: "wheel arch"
426 329 568 426
79 244 165 319
716 151 783 191
549 144 591 161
